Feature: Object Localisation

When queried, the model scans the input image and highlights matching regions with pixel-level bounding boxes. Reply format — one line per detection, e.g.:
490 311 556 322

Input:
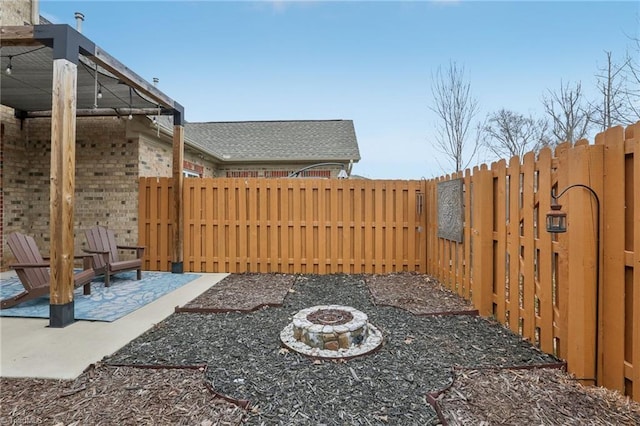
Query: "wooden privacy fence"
139 178 427 275
425 123 640 402
138 123 638 401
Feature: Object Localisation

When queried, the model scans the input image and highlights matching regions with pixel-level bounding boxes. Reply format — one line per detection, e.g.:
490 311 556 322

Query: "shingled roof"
184 120 360 162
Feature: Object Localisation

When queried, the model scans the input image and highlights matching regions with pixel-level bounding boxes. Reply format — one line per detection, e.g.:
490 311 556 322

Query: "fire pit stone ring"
280 304 383 359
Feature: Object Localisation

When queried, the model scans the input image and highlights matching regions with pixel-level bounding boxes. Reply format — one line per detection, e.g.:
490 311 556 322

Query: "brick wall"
139 134 217 178
1 114 142 268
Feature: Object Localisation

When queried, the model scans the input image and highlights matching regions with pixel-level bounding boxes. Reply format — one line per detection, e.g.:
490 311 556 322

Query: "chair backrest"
7 232 49 291
85 226 119 269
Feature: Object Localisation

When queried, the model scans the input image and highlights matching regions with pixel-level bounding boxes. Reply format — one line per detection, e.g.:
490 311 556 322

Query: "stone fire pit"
280 305 383 359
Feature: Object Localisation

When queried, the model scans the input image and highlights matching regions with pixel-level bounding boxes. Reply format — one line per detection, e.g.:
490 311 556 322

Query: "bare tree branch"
591 51 634 130
542 80 593 144
429 61 480 173
622 36 640 121
480 109 550 160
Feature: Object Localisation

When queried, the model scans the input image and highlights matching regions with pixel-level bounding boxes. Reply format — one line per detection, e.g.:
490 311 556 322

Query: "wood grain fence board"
345 181 353 272
283 182 289 272
228 181 238 272
291 180 302 273
630 124 639 401
566 144 602 383
256 181 265 272
393 182 402 270
305 181 316 273
492 160 507 322
386 182 393 271
185 179 196 271
316 181 325 274
536 147 554 354
352 182 362 273
522 152 536 343
471 166 493 316
239 180 249 272
600 126 627 391
330 179 339 272
373 182 383 273
425 180 436 275
508 156 521 334
462 170 472 299
554 142 571 361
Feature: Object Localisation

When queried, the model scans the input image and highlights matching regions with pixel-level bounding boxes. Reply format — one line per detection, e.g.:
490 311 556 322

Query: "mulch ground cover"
2 272 639 425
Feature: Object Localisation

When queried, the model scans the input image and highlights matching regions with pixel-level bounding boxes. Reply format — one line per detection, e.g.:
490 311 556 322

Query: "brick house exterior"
0 1 360 270
2 112 360 269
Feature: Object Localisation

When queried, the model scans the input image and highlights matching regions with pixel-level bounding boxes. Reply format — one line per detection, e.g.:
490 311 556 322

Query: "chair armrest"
11 262 50 269
82 249 110 254
44 255 92 261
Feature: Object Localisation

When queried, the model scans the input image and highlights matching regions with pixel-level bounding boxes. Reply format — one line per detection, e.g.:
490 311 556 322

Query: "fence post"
565 143 604 384
599 125 626 391
471 166 494 316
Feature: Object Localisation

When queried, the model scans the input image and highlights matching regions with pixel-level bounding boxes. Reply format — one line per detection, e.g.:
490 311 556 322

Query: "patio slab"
0 272 228 380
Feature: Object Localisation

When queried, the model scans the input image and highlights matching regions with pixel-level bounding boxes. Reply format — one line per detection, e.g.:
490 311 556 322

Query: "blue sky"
40 1 639 179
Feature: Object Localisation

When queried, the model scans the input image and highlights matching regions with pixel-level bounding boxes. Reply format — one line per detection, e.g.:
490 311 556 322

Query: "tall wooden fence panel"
139 178 428 275
425 123 640 402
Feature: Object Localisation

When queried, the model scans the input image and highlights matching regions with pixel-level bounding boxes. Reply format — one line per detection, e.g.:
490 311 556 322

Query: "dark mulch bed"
366 272 475 315
3 273 639 425
0 365 243 425
432 367 640 425
105 274 561 425
176 273 296 313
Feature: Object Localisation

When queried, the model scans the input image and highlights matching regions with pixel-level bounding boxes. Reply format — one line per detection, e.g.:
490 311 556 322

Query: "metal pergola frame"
1 24 185 327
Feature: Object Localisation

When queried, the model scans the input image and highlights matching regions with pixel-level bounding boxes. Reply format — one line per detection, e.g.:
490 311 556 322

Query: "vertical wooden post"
565 143 603 384
599 126 626 391
537 147 554 354
507 156 521 334
171 119 184 273
492 160 507 323
472 166 494 316
49 57 77 327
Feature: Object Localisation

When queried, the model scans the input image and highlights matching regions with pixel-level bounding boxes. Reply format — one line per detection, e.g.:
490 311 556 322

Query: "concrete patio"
0 272 228 380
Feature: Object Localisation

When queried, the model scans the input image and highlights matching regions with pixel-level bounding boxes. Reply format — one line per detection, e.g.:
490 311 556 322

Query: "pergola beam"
91 46 177 110
0 25 41 46
23 107 174 118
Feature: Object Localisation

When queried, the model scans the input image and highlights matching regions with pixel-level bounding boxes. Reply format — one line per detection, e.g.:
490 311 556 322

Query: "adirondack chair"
1 232 95 309
83 226 145 287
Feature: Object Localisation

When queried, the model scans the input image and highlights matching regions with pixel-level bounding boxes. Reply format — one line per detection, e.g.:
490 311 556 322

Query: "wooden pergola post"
172 106 185 273
49 56 78 327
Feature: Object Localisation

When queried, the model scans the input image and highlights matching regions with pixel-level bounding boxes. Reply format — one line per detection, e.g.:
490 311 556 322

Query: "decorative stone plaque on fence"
437 178 464 243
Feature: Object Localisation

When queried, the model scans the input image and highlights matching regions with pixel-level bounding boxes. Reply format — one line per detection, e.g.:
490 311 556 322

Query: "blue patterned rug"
0 271 200 322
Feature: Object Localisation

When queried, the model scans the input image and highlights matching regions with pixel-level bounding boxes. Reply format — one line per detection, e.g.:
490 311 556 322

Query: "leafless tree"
542 80 593 144
591 51 633 130
480 109 551 160
622 36 640 122
429 61 480 173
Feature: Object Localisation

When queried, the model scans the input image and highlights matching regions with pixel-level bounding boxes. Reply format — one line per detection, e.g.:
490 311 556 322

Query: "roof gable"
184 120 361 162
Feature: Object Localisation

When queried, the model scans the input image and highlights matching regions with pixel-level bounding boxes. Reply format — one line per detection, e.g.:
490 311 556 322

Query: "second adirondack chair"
83 226 145 287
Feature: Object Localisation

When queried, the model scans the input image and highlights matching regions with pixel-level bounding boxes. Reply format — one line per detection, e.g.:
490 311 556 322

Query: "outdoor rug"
0 271 200 322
